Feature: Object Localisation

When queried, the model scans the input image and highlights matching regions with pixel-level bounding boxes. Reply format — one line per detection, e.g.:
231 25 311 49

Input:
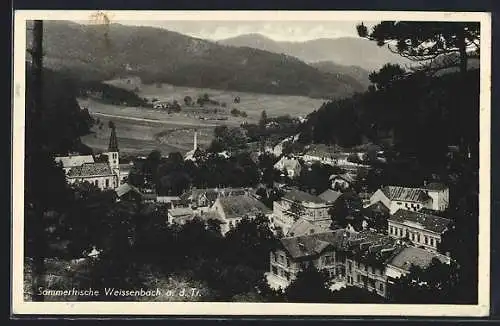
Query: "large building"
274 156 302 179
272 188 335 236
368 183 451 214
388 209 452 252
55 126 121 191
267 229 451 298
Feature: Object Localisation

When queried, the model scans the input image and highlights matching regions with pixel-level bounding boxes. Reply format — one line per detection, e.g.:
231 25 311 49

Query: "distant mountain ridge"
32 21 368 99
218 33 414 72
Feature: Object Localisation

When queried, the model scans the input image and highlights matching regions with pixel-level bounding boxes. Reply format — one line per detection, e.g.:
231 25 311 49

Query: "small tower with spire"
193 129 198 151
106 121 120 187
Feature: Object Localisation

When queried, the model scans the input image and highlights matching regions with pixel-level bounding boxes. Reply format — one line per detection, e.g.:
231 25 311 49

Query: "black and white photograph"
12 10 491 316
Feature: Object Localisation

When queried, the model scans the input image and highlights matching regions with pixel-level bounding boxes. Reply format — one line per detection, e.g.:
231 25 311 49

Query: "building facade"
387 209 452 251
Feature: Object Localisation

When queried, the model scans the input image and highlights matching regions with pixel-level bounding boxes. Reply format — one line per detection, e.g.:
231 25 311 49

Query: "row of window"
271 265 291 280
389 225 440 248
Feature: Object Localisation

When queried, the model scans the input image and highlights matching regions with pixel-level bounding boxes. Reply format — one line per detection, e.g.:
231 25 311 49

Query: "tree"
369 63 407 90
357 21 480 75
285 264 332 303
183 95 193 106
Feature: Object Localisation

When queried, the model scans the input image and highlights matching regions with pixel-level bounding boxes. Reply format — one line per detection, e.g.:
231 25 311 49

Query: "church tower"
106 123 120 187
193 129 198 150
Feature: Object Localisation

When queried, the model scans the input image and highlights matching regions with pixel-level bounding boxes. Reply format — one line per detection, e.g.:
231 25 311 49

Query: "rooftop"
67 163 113 178
54 155 94 168
421 182 449 191
216 194 271 220
115 183 141 197
318 189 343 203
389 209 452 234
287 218 332 237
283 188 325 204
280 230 351 260
381 186 431 203
388 246 450 272
329 173 357 183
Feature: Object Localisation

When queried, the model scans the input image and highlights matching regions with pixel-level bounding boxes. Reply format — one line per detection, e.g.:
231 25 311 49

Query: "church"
54 125 121 191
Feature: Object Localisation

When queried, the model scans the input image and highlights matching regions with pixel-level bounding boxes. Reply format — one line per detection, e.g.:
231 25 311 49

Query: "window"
272 266 278 275
284 271 290 280
105 179 109 188
430 238 434 246
425 236 428 244
417 234 421 242
379 283 384 292
364 265 368 272
397 202 402 205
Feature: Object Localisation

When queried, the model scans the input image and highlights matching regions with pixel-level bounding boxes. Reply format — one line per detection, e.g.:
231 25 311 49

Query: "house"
274 156 302 178
114 183 143 202
420 182 450 211
267 229 401 297
180 187 250 208
272 188 334 236
388 209 452 251
301 144 345 166
211 194 272 235
385 246 452 282
119 162 133 184
267 230 351 290
57 126 121 191
329 173 357 191
369 186 433 214
168 206 222 226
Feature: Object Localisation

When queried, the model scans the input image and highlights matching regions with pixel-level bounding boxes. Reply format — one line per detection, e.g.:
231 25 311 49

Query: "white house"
274 156 302 178
211 194 272 235
368 186 433 214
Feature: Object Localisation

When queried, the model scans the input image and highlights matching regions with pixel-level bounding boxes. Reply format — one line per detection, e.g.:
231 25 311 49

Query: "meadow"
80 79 325 156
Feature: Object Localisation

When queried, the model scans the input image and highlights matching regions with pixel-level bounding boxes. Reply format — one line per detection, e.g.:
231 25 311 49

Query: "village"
52 119 458 300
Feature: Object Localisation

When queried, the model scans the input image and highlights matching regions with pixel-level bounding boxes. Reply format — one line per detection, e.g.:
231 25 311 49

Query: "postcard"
12 10 491 317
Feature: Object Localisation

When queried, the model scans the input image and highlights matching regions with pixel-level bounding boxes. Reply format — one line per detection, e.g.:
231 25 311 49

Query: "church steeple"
108 122 119 152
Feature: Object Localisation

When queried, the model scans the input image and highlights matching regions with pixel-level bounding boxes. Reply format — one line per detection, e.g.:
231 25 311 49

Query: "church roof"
108 126 119 152
54 155 94 168
67 163 113 178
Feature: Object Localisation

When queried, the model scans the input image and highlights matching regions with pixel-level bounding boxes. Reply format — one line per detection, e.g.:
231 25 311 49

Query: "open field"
105 78 326 120
80 99 216 156
79 82 324 155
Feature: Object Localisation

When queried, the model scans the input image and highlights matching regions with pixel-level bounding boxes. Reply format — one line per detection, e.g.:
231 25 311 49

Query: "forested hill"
31 21 366 99
299 69 480 167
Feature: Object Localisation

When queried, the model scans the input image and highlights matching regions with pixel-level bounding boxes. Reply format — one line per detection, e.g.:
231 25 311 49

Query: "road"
91 111 221 128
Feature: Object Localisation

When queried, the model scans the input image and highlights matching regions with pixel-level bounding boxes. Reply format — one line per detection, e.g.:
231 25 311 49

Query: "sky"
76 20 378 42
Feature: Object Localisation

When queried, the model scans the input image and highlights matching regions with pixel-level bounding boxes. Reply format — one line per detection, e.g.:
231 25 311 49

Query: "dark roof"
67 163 113 178
381 186 431 203
108 126 119 152
283 189 325 204
217 194 271 219
318 189 343 203
364 201 390 214
389 209 452 234
279 230 349 259
115 183 142 197
388 246 450 271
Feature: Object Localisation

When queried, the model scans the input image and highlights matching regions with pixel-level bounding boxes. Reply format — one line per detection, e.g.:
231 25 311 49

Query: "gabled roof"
388 246 450 272
283 188 325 204
54 155 94 168
274 157 301 170
216 194 271 220
181 187 248 204
318 189 343 203
329 173 357 183
287 218 331 237
115 183 142 197
364 201 390 214
381 186 431 203
67 163 113 178
389 209 452 234
279 230 348 259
